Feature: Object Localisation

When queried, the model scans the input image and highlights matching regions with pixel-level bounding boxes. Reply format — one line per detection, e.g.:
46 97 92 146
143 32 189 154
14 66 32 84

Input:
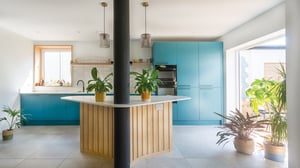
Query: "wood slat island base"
61 96 189 164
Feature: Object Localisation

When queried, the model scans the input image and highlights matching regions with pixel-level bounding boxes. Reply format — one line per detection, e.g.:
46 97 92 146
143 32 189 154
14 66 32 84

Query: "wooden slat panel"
137 106 142 157
93 105 98 152
153 104 158 153
99 106 104 154
163 103 169 150
103 107 108 155
80 102 173 164
147 105 153 154
142 105 148 155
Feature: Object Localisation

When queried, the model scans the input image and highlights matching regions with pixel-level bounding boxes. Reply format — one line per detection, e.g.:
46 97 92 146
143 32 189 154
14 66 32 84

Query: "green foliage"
269 104 287 146
269 64 287 145
246 64 287 146
130 67 160 94
245 78 278 114
0 106 27 130
86 67 113 93
214 109 268 146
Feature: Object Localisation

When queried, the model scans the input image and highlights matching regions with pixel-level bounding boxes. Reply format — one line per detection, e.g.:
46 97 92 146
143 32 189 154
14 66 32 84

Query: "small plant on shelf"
86 67 113 102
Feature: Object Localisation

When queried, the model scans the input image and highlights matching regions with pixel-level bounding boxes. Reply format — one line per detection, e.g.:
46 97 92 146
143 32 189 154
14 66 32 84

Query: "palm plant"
0 106 23 130
268 64 287 146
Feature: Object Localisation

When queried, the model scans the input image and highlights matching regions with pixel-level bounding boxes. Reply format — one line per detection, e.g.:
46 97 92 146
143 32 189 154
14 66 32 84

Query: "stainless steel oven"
155 65 177 96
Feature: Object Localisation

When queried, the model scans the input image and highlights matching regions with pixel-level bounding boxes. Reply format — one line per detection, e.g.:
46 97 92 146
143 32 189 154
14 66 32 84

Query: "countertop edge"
61 95 190 108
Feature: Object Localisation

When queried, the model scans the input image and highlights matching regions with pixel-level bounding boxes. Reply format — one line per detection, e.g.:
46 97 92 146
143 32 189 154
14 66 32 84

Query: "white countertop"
61 95 190 108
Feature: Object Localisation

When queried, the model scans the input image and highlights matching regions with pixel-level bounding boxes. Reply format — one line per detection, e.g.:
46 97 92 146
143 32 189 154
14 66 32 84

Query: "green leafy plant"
130 67 160 95
245 78 278 114
0 106 26 130
86 67 113 93
214 109 268 146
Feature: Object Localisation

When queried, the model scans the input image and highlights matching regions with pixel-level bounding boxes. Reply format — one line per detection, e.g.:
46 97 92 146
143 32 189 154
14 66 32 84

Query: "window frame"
34 45 73 87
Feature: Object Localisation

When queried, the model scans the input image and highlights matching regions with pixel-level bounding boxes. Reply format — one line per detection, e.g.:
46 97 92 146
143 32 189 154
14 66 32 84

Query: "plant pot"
264 141 286 162
95 91 106 102
141 91 151 102
2 129 13 141
234 137 255 155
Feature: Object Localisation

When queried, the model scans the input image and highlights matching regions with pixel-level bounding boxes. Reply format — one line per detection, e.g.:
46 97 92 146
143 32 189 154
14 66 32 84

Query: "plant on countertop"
130 67 160 101
214 109 268 155
86 67 113 102
0 106 27 140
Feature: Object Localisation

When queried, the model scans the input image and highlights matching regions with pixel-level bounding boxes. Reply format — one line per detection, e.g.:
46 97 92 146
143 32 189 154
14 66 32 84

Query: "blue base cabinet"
153 41 224 125
20 94 81 125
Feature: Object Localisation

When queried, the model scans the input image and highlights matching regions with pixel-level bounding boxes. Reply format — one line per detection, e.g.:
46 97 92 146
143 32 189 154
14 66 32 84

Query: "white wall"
221 2 286 114
0 27 33 130
220 2 285 50
286 0 300 167
32 40 152 93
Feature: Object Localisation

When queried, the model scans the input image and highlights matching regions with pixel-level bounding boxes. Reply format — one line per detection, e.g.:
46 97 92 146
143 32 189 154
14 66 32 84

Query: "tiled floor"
0 126 288 168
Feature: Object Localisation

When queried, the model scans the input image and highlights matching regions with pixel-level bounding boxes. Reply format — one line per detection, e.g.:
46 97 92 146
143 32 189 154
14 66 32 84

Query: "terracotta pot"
2 129 14 141
95 91 106 102
234 137 255 155
141 91 151 102
264 141 286 162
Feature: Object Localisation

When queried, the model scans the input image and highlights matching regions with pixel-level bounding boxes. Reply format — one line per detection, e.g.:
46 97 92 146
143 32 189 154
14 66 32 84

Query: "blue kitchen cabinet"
153 42 177 65
176 87 199 121
199 87 223 124
152 41 224 125
21 94 80 125
198 42 223 87
177 42 199 87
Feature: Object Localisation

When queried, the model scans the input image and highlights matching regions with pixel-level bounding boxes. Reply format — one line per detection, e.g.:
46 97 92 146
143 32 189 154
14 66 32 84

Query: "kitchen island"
61 95 189 163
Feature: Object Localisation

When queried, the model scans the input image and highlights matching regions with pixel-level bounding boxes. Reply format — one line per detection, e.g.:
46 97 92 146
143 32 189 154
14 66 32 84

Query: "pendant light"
141 2 151 48
99 2 110 48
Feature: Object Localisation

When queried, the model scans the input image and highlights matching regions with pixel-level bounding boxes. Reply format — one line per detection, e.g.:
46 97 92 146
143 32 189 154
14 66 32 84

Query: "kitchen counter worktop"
61 95 190 108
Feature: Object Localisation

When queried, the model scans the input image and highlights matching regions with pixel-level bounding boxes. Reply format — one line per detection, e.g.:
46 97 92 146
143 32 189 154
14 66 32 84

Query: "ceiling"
0 0 284 42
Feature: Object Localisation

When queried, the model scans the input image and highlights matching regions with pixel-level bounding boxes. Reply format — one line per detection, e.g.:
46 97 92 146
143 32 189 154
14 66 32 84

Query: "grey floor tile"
0 126 288 168
15 158 64 168
0 159 24 168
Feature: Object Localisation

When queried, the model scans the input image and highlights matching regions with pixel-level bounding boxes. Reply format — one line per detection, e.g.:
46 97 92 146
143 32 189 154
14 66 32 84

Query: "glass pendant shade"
141 33 151 48
99 33 110 48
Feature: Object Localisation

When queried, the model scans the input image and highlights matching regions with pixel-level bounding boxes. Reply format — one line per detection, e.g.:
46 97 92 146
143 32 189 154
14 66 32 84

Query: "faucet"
77 80 85 92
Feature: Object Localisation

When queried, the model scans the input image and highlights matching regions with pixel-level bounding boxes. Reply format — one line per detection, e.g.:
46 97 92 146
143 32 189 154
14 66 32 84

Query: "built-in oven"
155 65 177 96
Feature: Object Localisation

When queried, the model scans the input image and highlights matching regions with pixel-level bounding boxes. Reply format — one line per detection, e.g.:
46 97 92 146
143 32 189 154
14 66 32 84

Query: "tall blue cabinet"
153 41 224 125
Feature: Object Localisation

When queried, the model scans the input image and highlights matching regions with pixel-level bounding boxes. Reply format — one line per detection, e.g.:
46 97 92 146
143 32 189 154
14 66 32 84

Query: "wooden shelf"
71 62 151 66
71 62 113 66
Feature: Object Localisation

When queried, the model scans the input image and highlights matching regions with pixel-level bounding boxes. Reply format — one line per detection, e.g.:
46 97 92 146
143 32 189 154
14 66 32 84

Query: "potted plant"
86 67 113 102
0 106 25 140
263 64 287 162
245 78 277 114
214 109 268 155
130 67 160 101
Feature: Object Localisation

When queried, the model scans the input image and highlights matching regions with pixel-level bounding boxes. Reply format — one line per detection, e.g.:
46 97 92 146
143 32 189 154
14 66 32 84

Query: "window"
34 45 72 87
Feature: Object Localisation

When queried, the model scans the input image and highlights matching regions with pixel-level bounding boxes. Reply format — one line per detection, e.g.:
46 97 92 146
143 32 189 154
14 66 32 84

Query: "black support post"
113 0 130 168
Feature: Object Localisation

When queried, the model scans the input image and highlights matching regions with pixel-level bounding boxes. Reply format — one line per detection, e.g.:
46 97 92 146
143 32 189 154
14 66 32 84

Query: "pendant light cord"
144 5 147 34
103 5 106 34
